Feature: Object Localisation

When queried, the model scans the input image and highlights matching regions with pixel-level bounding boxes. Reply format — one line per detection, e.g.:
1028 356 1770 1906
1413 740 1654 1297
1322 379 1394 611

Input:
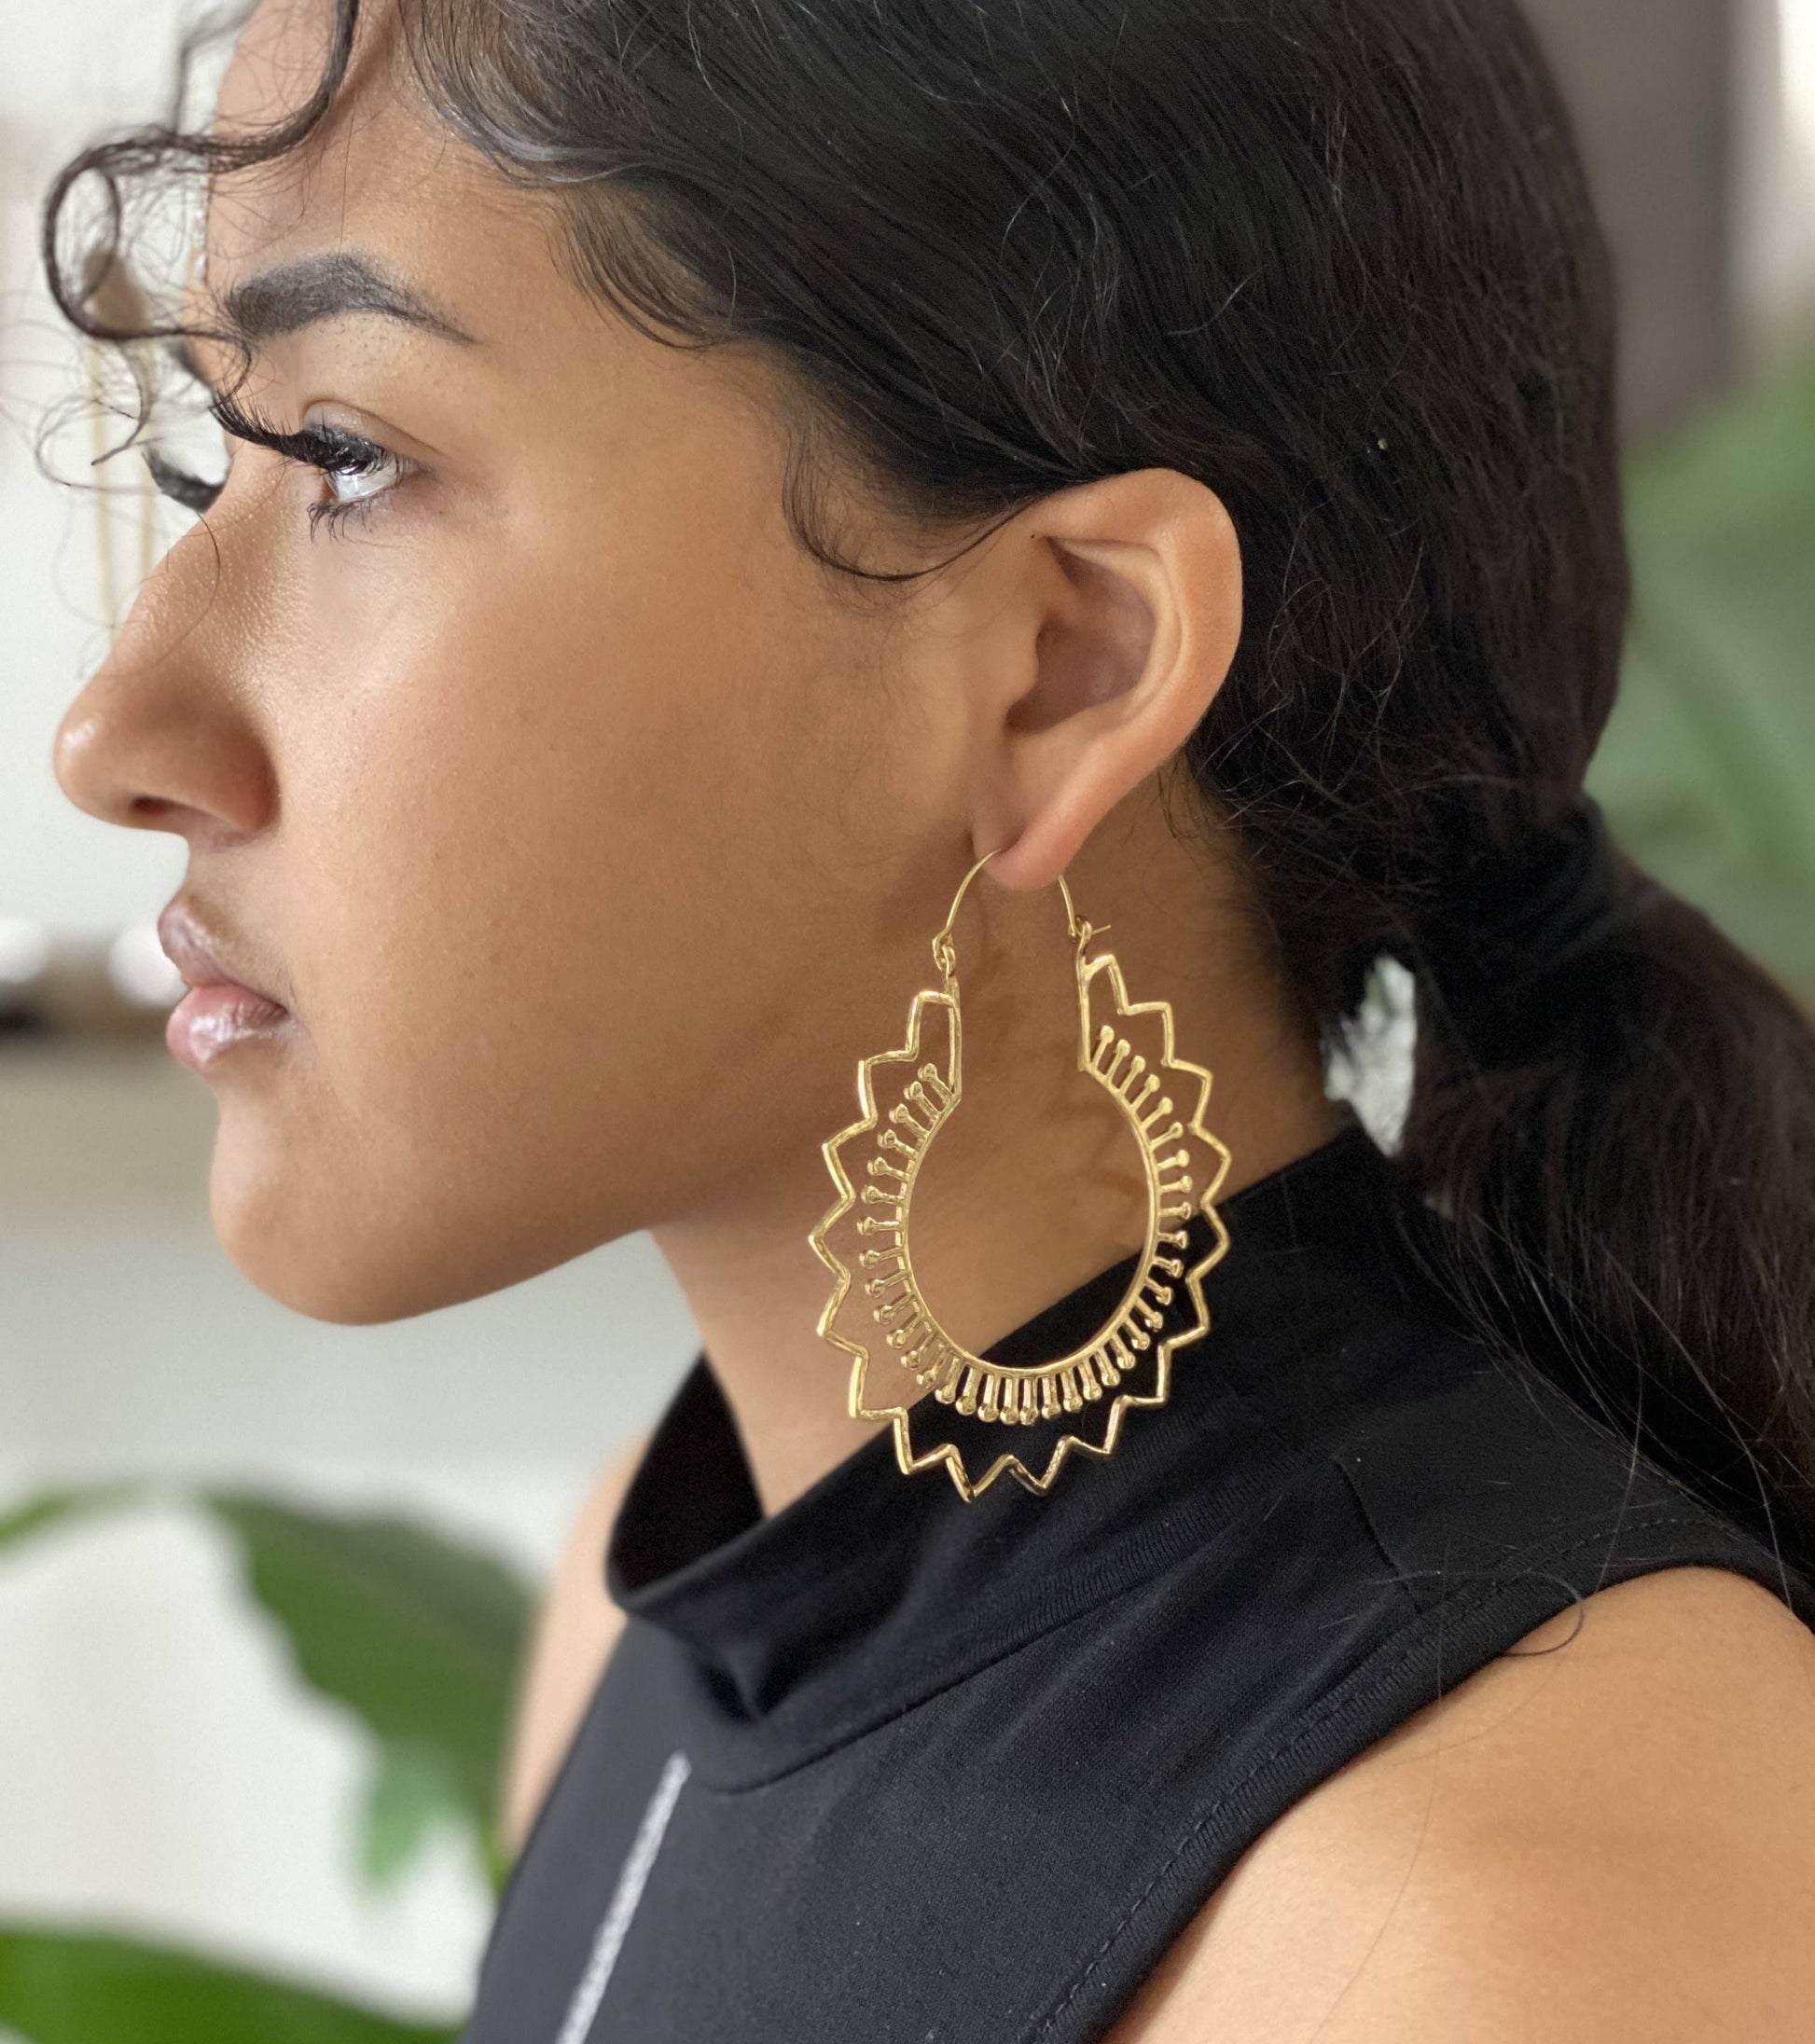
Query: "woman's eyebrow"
218 250 478 348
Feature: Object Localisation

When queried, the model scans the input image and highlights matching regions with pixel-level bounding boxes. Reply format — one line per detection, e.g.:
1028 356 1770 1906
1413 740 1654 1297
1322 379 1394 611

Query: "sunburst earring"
808 848 1234 1502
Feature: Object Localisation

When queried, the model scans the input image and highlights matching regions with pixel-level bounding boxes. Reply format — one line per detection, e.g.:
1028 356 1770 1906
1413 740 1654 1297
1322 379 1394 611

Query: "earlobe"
972 469 1242 893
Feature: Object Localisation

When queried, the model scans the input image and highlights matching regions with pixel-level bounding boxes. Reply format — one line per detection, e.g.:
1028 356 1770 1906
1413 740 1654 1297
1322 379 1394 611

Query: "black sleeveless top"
465 1124 1813 2043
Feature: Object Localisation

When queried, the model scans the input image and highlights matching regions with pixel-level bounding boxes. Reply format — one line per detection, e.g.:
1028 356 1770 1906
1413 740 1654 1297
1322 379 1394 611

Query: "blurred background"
1 0 1812 2037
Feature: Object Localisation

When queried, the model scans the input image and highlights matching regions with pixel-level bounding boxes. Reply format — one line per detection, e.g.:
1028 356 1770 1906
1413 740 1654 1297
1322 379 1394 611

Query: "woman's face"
54 0 977 1320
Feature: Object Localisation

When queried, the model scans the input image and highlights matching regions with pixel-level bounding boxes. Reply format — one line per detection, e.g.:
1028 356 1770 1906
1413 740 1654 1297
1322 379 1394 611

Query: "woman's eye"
322 449 404 508
140 355 419 539
303 429 415 535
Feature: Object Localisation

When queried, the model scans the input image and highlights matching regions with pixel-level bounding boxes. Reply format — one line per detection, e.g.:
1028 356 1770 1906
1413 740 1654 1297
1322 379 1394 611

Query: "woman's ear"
953 467 1242 892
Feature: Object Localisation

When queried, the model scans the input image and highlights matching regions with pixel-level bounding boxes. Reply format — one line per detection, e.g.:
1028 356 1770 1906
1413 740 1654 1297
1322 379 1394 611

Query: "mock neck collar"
607 1122 1401 1784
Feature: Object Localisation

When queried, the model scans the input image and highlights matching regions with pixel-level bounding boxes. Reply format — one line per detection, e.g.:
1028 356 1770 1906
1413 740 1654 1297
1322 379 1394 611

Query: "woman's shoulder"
1276 1256 1815 1637
1110 1563 1815 2042
497 1432 648 1854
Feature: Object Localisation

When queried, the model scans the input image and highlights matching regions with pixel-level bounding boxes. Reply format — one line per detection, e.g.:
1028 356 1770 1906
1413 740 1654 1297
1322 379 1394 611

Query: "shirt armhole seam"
1018 1503 1744 2044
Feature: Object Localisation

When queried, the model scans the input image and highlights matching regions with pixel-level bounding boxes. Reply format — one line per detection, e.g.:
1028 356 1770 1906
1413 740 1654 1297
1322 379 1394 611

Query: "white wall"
0 0 197 935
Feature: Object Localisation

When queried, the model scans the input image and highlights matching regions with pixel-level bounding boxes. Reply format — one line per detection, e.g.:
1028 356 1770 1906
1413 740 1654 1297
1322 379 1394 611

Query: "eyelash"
146 387 411 539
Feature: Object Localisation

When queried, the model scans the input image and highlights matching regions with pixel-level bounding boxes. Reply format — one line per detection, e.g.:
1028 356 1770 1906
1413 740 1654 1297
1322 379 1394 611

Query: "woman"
45 0 1815 2035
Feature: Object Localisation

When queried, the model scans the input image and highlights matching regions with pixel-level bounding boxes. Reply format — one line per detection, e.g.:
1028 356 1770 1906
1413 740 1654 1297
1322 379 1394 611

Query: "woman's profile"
41 0 1815 2036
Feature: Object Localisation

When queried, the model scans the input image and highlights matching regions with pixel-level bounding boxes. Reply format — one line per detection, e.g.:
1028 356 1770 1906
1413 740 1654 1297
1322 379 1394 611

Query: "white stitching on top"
553 1750 692 2044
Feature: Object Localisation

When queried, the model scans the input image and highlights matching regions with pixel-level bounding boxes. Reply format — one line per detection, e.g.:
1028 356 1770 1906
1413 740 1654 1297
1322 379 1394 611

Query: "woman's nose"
53 536 276 844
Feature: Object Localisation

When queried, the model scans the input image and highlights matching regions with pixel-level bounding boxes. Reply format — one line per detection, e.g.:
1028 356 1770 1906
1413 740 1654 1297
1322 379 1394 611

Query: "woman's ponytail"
1390 832 1815 1578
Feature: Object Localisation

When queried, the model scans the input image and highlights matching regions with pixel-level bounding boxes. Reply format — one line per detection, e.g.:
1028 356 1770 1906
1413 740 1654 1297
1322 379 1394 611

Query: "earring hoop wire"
931 848 1102 980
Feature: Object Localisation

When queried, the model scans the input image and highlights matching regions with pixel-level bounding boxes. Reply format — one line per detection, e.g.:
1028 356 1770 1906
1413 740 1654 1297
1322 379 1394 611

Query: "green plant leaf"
0 1485 535 1891
0 1486 141 1553
1593 353 1815 991
356 1745 464 1893
201 1495 533 1871
0 1927 455 2044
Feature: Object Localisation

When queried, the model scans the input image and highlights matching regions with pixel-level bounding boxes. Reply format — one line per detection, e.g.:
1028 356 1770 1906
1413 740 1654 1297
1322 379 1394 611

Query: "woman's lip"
157 899 280 999
166 982 293 1071
156 899 293 1071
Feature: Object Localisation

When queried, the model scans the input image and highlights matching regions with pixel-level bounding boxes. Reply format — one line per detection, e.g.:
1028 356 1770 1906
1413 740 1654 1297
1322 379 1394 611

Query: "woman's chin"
205 1150 453 1324
205 1153 588 1324
213 1212 423 1323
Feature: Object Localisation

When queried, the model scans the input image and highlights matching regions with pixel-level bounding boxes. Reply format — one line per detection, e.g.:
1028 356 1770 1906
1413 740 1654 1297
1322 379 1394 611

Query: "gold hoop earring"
809 849 1234 1502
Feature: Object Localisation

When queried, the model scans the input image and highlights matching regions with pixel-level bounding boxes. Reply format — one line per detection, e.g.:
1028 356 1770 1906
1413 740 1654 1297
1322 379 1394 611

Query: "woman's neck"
651 819 1350 1517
